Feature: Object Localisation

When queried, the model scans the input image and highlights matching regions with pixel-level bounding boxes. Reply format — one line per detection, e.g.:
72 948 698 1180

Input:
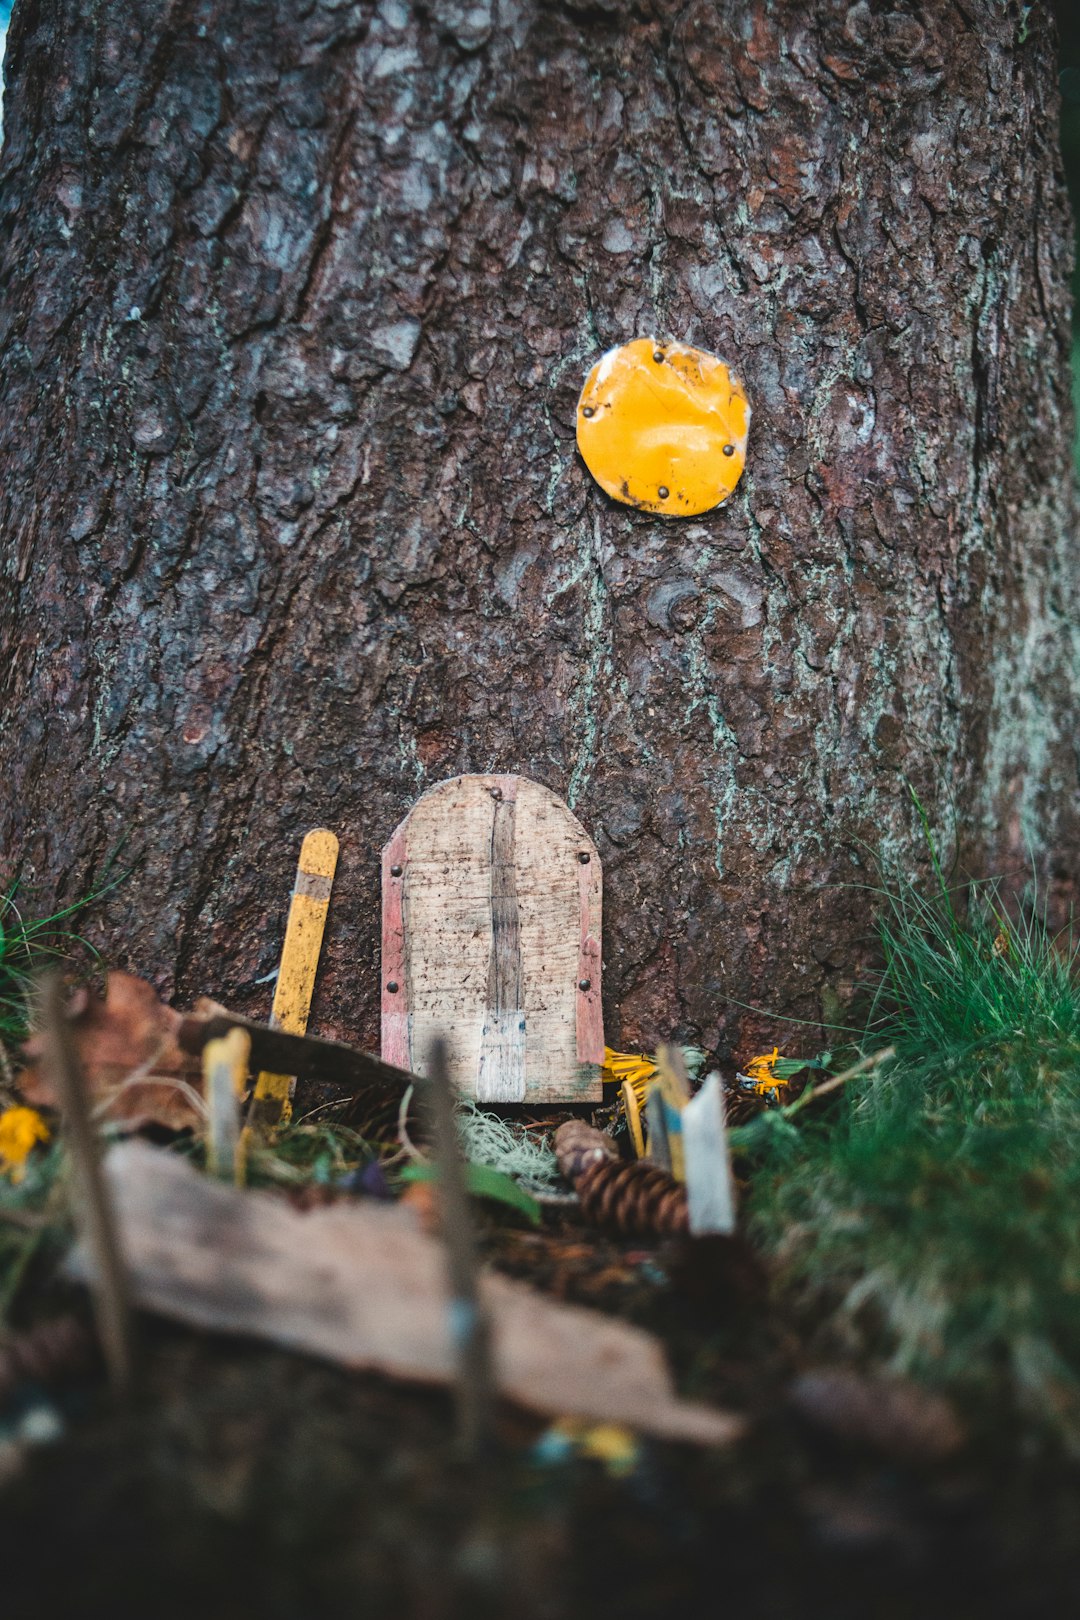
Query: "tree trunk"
1 0 1077 1061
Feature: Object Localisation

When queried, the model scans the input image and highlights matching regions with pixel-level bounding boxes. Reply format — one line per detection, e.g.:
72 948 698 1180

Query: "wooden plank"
381 775 603 1102
251 828 339 1126
72 1141 745 1447
179 1012 416 1095
682 1073 737 1235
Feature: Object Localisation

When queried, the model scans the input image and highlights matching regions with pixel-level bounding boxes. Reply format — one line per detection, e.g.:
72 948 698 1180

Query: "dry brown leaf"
69 1142 744 1447
20 972 205 1131
191 996 232 1020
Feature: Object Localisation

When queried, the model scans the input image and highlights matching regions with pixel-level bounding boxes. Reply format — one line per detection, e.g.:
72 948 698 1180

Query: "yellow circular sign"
576 338 750 518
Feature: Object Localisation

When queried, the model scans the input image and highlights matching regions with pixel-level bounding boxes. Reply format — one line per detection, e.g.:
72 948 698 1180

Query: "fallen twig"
782 1046 896 1117
397 1082 425 1164
38 973 136 1397
0 1039 18 1109
92 1067 208 1126
426 1038 495 1461
179 1011 416 1096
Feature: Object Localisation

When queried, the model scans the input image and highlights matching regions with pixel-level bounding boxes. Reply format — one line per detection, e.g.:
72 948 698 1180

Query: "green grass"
0 876 119 1060
745 867 1080 1450
245 1121 378 1187
0 872 120 1320
0 1141 68 1327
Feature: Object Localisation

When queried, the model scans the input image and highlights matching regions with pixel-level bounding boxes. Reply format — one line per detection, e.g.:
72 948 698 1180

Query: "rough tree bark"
0 0 1077 1061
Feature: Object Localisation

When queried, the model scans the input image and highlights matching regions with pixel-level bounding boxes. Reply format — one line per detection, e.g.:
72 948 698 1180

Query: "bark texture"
1 0 1078 1061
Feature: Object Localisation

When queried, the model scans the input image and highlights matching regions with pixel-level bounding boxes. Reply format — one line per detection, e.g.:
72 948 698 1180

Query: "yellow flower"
743 1048 788 1097
602 1046 658 1109
547 1418 640 1476
0 1106 50 1183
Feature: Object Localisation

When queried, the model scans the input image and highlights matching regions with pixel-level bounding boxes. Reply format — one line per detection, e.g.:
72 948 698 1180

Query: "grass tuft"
0 871 121 1317
0 1141 68 1327
244 1121 378 1188
0 873 122 1058
746 866 1080 1449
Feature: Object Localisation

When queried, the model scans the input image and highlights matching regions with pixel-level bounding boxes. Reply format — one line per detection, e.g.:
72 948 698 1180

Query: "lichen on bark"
0 0 1077 1062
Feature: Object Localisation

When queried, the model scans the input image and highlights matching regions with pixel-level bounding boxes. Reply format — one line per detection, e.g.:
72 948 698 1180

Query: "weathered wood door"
381 775 603 1102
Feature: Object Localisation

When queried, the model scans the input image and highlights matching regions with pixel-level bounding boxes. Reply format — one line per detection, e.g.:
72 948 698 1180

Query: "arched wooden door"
381 775 603 1102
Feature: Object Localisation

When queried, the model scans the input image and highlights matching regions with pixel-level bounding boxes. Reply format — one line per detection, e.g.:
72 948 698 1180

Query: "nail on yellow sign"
576 338 750 518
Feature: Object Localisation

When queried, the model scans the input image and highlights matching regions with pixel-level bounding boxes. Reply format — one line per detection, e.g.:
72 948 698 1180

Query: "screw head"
723 443 735 456
578 851 591 864
652 349 664 363
387 981 399 994
582 405 595 418
390 864 403 877
658 485 669 499
578 978 591 992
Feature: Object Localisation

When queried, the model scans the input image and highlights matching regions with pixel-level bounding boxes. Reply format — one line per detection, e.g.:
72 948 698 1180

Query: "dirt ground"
3 1202 1080 1620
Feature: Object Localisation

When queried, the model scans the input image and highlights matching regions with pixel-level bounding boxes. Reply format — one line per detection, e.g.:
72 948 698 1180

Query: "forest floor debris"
3 866 1080 1610
66 1140 741 1446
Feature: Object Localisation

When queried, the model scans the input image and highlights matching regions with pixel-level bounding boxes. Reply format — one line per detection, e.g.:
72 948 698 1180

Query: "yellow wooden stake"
205 1028 251 1180
250 828 339 1127
622 1078 646 1159
654 1044 692 1183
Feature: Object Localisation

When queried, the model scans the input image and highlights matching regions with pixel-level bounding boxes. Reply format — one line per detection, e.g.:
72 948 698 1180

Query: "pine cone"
575 1159 689 1238
554 1118 619 1183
